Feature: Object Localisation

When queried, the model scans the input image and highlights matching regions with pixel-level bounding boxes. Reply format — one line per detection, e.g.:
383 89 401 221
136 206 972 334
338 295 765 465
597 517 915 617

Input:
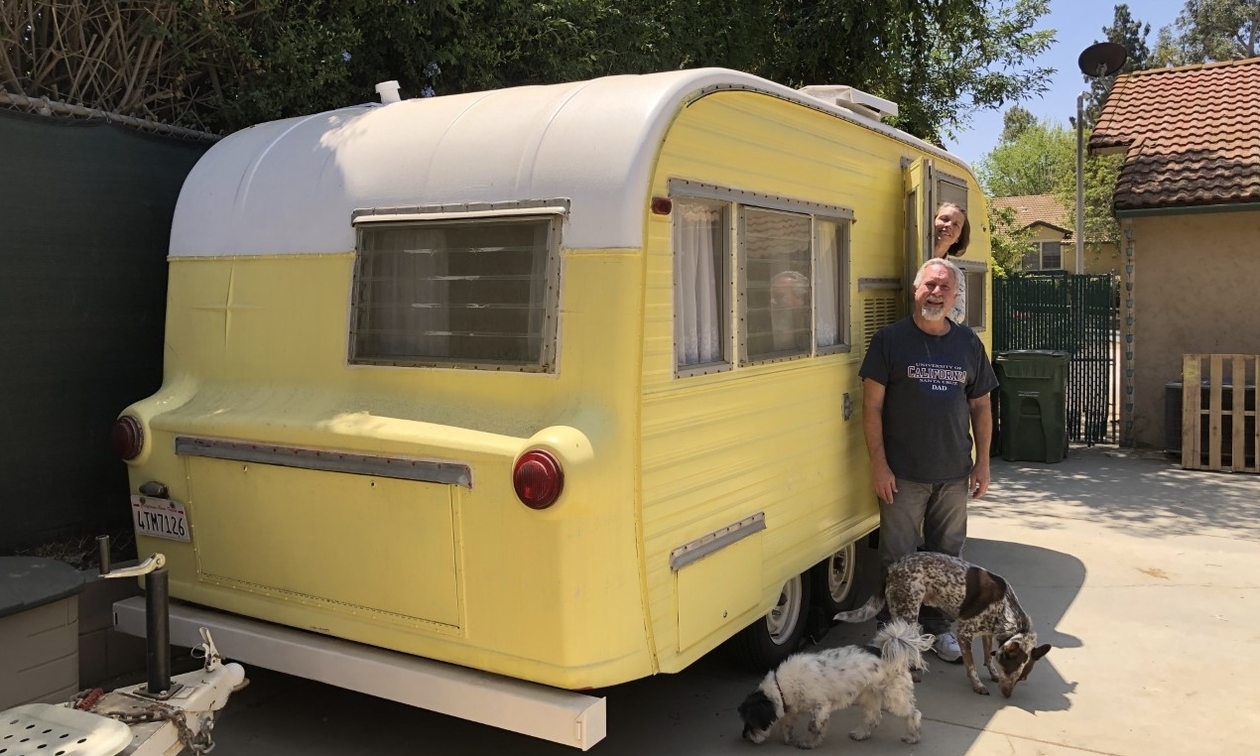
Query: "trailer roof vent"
375 80 402 105
797 85 898 121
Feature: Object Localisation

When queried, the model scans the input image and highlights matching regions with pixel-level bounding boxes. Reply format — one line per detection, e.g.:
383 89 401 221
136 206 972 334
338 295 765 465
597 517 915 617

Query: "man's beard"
920 302 947 321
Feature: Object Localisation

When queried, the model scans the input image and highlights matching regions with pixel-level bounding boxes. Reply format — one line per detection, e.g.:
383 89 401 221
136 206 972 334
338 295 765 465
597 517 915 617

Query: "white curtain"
815 222 839 346
674 205 723 366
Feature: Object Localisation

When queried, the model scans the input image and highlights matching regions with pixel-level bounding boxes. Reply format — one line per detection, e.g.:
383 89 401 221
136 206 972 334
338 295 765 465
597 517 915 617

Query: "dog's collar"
772 670 788 713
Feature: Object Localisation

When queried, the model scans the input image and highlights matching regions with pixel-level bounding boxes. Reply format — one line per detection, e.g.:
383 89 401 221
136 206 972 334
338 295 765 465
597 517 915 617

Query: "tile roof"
989 194 1072 234
1089 57 1260 212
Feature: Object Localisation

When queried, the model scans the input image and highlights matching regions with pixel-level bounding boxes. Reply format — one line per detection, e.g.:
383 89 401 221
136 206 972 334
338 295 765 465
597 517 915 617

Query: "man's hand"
969 458 991 498
862 378 896 505
871 461 898 505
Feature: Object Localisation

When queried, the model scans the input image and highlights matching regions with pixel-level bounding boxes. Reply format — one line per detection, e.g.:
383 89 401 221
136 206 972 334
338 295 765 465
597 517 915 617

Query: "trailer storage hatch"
186 452 461 629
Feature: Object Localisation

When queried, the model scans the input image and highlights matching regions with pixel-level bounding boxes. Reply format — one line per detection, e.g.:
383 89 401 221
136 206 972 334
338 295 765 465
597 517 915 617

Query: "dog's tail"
833 591 885 624
873 618 935 673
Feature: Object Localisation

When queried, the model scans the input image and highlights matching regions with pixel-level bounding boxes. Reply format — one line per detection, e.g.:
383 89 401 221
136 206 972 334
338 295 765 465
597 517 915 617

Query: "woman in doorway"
932 202 970 324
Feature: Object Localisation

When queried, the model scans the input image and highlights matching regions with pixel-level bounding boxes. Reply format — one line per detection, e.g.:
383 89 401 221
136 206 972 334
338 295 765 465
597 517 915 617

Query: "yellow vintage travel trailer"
112 68 990 745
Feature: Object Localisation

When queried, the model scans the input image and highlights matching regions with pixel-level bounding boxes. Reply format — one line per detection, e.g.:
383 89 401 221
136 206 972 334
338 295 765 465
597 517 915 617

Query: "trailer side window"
961 265 987 329
744 208 812 362
350 216 559 370
815 219 848 350
671 182 853 376
674 200 730 370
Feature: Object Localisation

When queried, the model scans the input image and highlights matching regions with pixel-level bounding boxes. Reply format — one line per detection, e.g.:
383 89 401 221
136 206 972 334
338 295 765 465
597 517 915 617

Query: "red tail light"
111 415 144 460
513 450 564 509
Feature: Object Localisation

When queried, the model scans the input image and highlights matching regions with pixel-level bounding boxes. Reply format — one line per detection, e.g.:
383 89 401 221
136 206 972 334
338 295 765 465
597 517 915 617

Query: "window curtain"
674 205 723 366
816 222 840 346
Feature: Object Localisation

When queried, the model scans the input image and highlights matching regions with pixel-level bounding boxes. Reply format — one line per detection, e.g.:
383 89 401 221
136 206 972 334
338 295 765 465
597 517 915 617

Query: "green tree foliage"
1082 4 1152 127
1053 150 1123 253
738 0 1057 142
976 112 1075 197
2 0 1055 140
987 204 1034 276
1151 25 1187 66
163 0 664 131
1169 0 1260 61
978 107 1120 267
1000 105 1038 142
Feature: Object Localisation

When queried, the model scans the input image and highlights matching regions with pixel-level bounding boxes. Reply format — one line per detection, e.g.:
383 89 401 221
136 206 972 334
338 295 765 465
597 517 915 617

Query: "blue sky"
942 0 1188 168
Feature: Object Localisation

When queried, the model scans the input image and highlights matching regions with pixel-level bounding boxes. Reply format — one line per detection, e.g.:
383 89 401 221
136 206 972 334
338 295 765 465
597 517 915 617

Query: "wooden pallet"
1181 354 1259 472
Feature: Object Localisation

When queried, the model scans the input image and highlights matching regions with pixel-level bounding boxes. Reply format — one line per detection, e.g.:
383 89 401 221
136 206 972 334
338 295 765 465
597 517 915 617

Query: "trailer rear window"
350 215 559 370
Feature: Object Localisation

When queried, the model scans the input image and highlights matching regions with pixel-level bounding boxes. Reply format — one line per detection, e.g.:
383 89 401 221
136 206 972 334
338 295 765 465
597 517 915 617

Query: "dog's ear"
737 690 762 718
999 639 1022 658
1017 645 1052 682
738 690 778 731
958 567 1007 620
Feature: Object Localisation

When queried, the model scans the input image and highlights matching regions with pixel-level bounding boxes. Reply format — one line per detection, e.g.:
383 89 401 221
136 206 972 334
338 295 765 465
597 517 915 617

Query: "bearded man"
857 257 998 663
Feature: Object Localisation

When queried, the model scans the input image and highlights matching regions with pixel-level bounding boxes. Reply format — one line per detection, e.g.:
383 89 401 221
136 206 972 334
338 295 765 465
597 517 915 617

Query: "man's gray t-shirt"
859 318 999 483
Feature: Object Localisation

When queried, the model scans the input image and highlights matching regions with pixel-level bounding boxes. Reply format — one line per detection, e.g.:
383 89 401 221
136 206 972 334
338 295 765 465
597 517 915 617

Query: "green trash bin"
994 350 1071 463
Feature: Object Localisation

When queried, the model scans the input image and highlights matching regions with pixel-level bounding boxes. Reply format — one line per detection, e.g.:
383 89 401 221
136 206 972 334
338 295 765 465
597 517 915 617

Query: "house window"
670 181 852 375
350 214 560 371
1022 241 1063 271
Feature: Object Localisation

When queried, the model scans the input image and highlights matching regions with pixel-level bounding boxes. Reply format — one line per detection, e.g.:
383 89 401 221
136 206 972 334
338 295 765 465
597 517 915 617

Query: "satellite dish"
1078 42 1128 78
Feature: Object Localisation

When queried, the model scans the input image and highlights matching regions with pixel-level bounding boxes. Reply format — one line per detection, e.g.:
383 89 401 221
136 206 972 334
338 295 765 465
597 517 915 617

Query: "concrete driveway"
207 445 1259 755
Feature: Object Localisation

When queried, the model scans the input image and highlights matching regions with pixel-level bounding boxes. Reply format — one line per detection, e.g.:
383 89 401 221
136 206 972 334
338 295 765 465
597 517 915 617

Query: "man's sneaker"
932 631 963 664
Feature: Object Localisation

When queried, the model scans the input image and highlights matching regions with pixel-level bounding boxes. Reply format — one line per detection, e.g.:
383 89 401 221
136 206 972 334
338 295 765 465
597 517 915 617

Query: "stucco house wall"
1090 57 1260 449
1083 241 1120 275
1129 211 1260 448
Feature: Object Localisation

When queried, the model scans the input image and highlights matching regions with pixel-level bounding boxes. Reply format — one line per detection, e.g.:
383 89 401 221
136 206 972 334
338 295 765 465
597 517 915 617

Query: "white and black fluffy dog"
737 619 935 748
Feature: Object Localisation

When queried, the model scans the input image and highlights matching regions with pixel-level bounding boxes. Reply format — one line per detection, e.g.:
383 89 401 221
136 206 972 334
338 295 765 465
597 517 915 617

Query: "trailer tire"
810 540 866 616
726 571 812 672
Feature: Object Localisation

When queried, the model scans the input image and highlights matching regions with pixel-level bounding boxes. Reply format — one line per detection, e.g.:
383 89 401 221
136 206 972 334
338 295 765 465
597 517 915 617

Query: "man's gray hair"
913 257 961 287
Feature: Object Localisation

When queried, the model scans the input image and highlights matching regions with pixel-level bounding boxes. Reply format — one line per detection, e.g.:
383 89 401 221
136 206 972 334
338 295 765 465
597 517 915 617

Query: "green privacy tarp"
0 109 211 552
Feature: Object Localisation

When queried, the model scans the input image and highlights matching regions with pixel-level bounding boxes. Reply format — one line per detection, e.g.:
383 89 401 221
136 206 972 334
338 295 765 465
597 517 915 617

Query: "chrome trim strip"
668 179 854 220
174 436 473 488
670 512 766 572
351 198 571 224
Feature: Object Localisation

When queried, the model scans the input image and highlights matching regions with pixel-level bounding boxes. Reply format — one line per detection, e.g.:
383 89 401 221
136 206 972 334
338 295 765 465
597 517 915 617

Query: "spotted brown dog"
834 552 1050 697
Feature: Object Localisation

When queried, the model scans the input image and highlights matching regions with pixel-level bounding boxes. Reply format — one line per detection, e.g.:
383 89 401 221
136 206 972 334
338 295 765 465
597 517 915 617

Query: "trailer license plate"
131 495 191 542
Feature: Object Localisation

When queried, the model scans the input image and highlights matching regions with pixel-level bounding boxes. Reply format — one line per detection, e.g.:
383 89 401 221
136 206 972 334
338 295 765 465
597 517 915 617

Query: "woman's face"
934 206 965 254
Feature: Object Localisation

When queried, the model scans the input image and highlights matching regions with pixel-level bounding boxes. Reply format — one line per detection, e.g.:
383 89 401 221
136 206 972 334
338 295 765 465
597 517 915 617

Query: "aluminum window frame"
348 200 566 372
672 197 734 378
668 180 853 376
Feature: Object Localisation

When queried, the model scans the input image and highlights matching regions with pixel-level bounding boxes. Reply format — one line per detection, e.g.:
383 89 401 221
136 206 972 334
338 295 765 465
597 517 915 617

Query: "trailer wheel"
726 572 812 672
810 541 866 616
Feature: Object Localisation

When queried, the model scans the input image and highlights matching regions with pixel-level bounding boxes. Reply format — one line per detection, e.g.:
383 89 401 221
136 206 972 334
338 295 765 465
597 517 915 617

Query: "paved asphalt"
200 445 1258 755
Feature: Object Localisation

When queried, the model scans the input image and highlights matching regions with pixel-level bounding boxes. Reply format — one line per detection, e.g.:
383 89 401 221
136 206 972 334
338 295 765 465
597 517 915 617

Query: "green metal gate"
993 272 1118 445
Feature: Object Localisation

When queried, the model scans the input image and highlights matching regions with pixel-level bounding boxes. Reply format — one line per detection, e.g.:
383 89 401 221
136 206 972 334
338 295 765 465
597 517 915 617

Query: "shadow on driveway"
210 536 1086 755
981 445 1260 541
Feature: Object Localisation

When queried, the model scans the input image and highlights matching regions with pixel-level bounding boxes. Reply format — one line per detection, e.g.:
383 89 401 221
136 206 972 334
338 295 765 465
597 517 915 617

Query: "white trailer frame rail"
113 597 607 750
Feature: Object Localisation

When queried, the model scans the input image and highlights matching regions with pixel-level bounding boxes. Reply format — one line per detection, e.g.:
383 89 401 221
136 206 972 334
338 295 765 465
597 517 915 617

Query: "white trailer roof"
170 68 969 257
